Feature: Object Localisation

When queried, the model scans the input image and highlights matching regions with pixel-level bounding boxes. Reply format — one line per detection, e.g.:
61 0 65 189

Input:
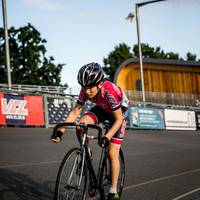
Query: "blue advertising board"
129 107 165 129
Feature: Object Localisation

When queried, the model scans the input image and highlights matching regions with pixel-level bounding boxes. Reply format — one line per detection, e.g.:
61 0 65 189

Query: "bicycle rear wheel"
54 147 88 200
99 148 125 199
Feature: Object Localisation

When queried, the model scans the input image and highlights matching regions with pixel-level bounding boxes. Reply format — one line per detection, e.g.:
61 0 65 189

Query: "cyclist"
51 62 129 200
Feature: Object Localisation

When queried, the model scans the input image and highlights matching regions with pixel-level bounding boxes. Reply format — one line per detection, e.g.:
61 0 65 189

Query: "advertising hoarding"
164 109 196 130
0 93 44 126
129 107 165 129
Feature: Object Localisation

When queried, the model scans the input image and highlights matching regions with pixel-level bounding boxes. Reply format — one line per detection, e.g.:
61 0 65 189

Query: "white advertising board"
164 109 196 130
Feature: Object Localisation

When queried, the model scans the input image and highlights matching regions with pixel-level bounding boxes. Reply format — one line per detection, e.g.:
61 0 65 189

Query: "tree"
102 43 133 81
186 52 197 61
132 43 180 60
103 42 198 80
0 23 65 86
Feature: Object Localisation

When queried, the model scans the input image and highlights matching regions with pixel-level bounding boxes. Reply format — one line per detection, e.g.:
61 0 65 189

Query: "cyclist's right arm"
51 103 83 143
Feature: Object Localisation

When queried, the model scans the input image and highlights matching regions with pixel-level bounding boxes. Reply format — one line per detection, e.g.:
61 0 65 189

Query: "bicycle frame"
79 123 108 193
53 122 106 191
53 122 125 200
83 141 107 190
54 122 125 200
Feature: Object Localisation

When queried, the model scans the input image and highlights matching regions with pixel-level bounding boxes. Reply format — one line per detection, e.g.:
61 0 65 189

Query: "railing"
125 90 200 107
0 84 67 95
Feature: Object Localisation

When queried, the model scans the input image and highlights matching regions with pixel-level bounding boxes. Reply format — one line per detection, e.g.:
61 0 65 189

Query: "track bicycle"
53 122 125 200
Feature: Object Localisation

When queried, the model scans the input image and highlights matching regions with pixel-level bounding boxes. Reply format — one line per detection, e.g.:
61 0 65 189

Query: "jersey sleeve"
105 90 121 111
77 89 87 105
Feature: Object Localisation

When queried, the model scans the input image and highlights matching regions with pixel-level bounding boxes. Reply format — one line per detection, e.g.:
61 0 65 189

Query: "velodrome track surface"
1 127 200 200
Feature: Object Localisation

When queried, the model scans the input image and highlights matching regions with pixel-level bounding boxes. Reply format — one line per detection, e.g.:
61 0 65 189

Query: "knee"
76 126 84 134
108 146 120 161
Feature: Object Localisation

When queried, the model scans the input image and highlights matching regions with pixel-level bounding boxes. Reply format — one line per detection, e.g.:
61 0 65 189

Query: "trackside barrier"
0 92 44 126
43 95 74 128
128 106 165 129
0 91 94 128
129 106 198 131
1 90 199 130
43 94 94 128
164 109 196 130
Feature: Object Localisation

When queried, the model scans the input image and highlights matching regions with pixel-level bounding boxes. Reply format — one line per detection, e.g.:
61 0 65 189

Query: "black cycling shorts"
85 105 127 145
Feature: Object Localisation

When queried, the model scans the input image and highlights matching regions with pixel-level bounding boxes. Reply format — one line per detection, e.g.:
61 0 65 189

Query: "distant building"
114 58 200 105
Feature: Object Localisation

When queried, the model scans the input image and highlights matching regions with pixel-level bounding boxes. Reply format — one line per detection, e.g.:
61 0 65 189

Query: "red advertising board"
0 92 44 126
0 93 6 125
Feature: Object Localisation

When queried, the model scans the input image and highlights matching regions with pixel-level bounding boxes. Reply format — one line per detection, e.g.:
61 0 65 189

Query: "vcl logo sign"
1 98 28 115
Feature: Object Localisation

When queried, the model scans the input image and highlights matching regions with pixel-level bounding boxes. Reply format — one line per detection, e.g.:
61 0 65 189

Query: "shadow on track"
0 169 54 200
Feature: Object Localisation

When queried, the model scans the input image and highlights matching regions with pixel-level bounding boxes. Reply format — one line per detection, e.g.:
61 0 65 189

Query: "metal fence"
0 84 67 95
44 94 80 127
125 90 200 107
43 94 95 128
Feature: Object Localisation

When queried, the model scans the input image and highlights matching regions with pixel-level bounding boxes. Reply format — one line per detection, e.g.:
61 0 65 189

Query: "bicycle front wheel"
100 148 125 199
54 147 88 200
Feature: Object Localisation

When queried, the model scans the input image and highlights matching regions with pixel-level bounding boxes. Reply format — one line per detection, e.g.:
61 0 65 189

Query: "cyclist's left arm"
104 107 123 141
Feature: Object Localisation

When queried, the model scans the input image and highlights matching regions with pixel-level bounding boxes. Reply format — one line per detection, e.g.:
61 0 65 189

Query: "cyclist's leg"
76 106 99 140
108 119 127 196
76 105 106 138
77 106 110 157
76 114 95 153
76 106 100 155
108 143 120 193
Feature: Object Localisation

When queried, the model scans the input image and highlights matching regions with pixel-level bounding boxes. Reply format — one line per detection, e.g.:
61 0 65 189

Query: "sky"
1 0 200 93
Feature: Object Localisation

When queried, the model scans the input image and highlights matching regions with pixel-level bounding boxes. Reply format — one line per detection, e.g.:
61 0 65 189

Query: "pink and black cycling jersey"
77 80 129 119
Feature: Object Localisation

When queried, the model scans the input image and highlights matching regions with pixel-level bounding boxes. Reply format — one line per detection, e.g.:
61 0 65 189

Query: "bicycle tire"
99 148 125 199
54 147 88 200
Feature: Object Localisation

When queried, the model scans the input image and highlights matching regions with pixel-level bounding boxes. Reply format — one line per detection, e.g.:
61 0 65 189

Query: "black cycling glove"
99 136 110 148
51 130 63 140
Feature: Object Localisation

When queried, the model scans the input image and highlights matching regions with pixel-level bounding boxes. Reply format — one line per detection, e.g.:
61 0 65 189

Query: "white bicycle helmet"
77 62 104 87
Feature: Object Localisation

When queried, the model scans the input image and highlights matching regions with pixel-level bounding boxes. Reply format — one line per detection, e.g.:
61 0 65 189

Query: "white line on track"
0 160 60 169
123 168 200 191
172 187 200 200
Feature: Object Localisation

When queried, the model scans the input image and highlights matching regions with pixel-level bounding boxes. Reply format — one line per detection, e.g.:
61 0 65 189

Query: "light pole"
127 0 167 105
2 0 12 90
135 3 146 104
